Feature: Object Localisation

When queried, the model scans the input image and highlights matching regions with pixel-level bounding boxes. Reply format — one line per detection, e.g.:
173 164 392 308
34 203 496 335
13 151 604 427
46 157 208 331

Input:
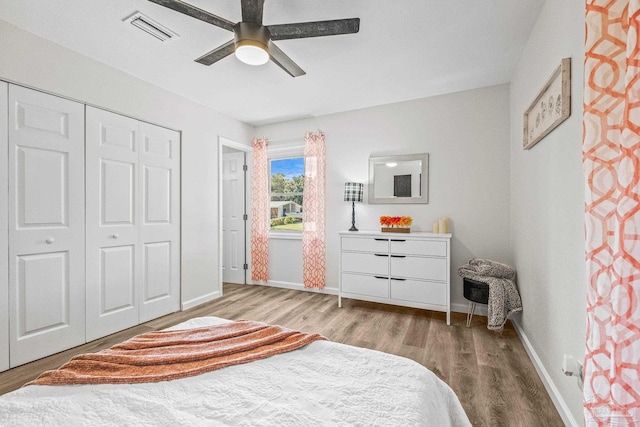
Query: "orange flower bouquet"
380 216 412 233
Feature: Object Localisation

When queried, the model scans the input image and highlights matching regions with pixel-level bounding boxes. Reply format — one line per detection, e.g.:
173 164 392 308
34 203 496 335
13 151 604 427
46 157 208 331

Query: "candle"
438 218 446 234
442 217 450 233
432 222 439 233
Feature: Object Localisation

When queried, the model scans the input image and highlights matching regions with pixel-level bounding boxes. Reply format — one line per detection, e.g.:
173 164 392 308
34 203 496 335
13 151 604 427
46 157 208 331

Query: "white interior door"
222 150 246 284
8 84 85 366
138 121 180 322
0 81 8 372
85 106 140 341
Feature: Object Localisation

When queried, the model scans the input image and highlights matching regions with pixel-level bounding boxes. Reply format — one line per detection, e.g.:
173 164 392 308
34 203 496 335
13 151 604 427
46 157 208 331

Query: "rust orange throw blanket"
28 320 326 386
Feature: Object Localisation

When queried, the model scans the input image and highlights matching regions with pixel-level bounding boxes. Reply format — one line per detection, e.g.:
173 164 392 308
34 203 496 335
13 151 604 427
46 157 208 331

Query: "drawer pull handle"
390 277 407 281
374 238 387 241
391 239 406 242
390 255 406 258
374 276 388 280
45 238 55 244
374 253 389 257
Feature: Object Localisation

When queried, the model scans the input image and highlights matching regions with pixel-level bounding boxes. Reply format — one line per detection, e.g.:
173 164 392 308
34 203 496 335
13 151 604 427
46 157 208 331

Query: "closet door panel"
8 85 85 367
100 245 136 312
144 166 171 223
17 252 68 332
18 147 68 226
139 122 180 322
101 159 135 225
86 106 141 341
0 82 8 372
144 241 171 300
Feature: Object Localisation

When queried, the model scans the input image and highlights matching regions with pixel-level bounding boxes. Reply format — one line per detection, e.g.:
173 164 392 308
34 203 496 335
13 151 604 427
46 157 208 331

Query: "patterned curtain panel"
302 131 326 289
251 137 269 282
584 1 640 424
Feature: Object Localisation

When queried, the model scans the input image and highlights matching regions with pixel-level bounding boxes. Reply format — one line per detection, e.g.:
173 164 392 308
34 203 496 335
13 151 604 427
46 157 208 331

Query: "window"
270 157 304 231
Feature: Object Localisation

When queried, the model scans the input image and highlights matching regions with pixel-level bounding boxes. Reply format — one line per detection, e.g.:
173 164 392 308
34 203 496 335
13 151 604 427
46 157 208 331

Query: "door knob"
45 238 55 244
112 234 119 239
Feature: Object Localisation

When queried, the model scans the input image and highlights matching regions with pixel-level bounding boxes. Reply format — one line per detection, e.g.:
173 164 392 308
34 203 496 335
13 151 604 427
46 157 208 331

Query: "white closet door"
85 106 141 341
0 82 8 372
8 85 85 366
138 122 180 322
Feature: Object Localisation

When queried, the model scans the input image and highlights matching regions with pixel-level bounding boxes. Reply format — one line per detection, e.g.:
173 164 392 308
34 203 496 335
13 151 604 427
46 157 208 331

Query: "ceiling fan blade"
241 0 264 24
148 0 235 32
195 40 235 65
269 18 360 40
268 42 306 78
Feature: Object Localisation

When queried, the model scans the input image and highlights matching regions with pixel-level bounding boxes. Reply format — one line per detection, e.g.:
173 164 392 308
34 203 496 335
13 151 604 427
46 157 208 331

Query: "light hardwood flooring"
0 283 564 426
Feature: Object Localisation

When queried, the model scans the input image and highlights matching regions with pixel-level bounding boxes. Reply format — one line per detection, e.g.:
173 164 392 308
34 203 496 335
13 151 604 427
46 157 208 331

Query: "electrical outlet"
562 354 584 390
576 360 584 390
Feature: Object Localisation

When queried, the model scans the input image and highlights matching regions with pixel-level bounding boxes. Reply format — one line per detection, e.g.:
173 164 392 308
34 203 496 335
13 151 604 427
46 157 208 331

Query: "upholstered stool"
463 278 489 327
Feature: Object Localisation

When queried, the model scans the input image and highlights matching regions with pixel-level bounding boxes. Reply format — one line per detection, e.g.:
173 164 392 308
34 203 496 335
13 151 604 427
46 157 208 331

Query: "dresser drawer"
390 239 446 257
390 256 447 281
341 252 388 276
341 273 389 298
342 236 389 253
390 279 446 306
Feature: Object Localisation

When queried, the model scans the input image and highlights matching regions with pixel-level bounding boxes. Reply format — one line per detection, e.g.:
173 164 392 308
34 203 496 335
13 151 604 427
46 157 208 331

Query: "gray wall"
0 19 254 307
257 84 512 313
509 0 586 425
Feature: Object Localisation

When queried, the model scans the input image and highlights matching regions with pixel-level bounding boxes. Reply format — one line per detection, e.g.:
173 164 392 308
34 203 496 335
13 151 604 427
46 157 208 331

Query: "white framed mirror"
368 153 428 204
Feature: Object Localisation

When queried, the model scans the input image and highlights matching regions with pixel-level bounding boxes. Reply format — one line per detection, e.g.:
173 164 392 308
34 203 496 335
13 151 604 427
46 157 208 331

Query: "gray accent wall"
509 0 586 425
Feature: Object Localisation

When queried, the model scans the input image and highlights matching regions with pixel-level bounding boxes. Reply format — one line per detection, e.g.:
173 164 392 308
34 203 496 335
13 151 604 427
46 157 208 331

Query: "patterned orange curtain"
302 131 326 289
584 1 640 424
250 137 269 282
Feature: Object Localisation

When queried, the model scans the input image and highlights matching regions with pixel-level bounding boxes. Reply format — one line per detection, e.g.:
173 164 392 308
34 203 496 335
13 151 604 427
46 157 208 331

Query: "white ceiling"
0 0 545 126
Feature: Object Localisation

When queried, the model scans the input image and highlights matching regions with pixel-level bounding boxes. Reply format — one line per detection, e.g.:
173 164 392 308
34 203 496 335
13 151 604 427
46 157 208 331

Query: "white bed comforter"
0 317 471 426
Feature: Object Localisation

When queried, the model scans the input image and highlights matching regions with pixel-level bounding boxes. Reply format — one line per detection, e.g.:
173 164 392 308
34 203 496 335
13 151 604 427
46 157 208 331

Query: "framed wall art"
523 57 571 150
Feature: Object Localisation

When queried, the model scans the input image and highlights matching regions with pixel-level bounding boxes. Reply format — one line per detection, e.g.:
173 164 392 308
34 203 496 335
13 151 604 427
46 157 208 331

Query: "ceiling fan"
148 0 360 77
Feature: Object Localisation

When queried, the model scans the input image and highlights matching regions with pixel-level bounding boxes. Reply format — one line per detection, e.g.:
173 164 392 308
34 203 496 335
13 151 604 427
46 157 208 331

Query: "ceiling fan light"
235 40 269 66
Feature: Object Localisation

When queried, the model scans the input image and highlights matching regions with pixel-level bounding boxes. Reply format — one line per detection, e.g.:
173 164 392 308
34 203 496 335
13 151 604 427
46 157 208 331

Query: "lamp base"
349 201 358 232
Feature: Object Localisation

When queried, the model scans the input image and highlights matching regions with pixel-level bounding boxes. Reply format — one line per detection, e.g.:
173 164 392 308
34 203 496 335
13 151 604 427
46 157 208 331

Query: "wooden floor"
0 283 563 426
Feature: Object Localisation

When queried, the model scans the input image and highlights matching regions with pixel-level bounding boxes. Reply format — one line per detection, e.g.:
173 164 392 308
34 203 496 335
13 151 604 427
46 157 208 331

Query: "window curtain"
251 137 269 282
584 1 640 424
302 131 326 289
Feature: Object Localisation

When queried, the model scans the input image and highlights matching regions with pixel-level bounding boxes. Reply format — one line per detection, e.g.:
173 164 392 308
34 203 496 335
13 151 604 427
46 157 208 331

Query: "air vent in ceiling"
124 12 179 42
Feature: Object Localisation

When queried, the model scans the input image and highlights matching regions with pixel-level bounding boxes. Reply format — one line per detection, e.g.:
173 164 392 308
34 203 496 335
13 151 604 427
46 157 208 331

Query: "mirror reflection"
368 153 428 204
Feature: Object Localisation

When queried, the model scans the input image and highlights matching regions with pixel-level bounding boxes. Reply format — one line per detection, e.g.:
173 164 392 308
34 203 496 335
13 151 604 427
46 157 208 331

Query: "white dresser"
339 231 452 325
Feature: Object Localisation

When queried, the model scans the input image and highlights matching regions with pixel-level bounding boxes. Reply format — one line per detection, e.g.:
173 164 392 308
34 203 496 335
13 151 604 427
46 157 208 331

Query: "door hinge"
243 263 248 270
243 214 248 221
243 164 248 172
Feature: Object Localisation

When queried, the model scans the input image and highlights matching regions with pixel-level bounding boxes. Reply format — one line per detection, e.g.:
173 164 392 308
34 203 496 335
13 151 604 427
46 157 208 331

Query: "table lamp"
344 182 364 231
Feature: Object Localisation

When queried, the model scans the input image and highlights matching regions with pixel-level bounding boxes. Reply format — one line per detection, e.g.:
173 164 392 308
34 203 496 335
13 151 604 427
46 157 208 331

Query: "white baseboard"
181 290 221 311
451 301 488 316
512 319 579 427
262 280 339 295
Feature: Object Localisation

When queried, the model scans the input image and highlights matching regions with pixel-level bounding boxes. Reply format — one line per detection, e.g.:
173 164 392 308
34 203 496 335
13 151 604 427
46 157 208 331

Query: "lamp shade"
344 182 364 202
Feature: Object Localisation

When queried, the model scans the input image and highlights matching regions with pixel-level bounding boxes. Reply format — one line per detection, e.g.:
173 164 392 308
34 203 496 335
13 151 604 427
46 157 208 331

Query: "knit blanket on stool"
457 259 522 331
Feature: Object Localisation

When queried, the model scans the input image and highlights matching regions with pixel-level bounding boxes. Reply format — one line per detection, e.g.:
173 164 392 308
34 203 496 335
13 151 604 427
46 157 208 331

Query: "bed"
0 317 471 426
